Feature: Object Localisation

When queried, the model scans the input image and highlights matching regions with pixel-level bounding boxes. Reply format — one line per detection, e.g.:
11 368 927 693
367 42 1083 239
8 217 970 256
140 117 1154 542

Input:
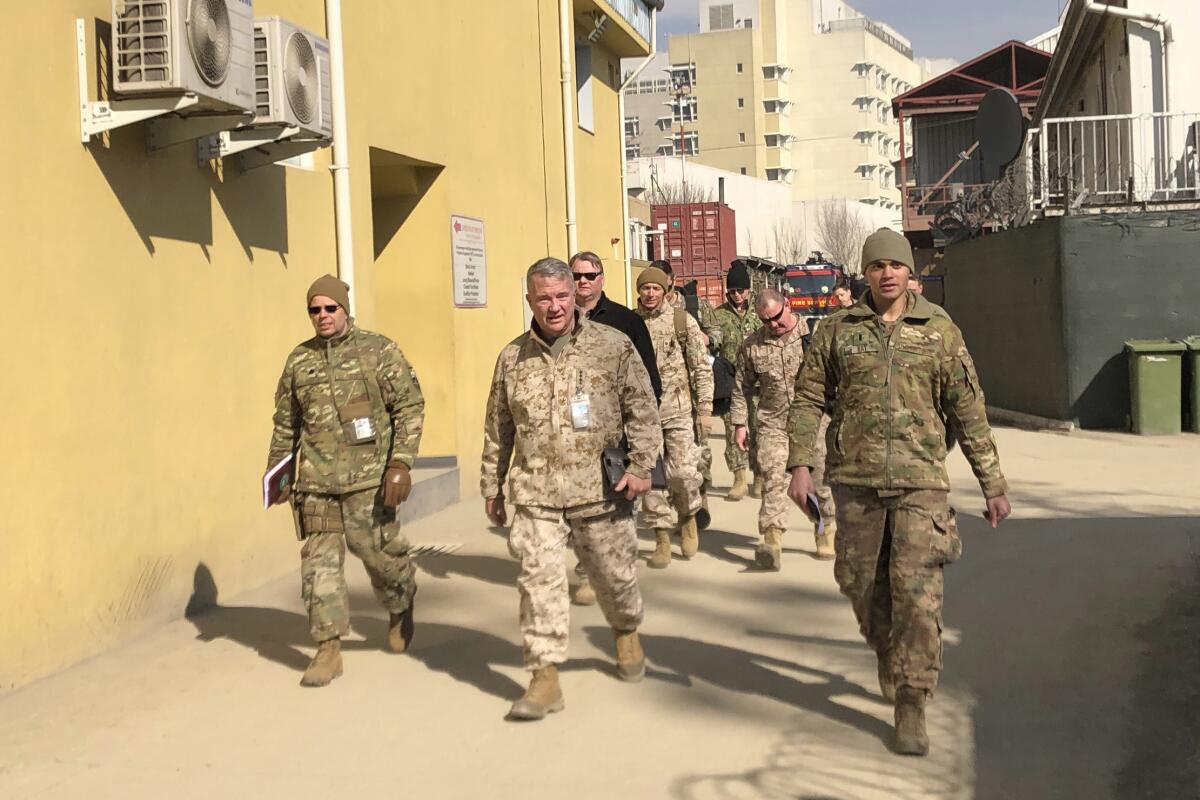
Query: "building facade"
3 0 652 690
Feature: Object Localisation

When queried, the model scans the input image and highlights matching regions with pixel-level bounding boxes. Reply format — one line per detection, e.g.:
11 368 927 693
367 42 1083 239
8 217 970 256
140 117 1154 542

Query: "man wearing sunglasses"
729 289 824 570
566 252 661 606
786 228 1010 756
713 262 763 502
265 275 425 687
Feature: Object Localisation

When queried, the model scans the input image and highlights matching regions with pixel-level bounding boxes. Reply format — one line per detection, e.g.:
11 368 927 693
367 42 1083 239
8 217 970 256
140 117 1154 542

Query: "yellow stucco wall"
1 0 644 690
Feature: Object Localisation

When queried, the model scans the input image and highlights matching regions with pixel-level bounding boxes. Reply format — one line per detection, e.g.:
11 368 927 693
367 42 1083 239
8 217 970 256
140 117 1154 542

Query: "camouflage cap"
307 274 351 311
861 228 913 271
637 267 670 291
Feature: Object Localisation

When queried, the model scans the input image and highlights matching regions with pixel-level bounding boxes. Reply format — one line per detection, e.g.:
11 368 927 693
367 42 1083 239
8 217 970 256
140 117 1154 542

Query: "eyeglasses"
572 271 603 282
308 305 340 315
758 306 786 324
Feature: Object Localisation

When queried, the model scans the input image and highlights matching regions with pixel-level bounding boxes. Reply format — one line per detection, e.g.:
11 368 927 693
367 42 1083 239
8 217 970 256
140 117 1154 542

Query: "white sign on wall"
450 214 487 307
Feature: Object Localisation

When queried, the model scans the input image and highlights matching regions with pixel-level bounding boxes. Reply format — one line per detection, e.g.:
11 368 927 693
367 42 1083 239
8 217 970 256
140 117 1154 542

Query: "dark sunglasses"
572 271 603 282
758 306 786 324
308 304 340 315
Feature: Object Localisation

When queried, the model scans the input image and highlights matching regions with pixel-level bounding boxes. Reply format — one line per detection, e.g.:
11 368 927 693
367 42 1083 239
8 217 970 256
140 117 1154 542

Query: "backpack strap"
673 308 689 344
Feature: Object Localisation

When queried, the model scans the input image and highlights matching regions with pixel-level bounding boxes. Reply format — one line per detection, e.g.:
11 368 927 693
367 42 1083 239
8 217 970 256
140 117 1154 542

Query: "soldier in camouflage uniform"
786 229 1011 756
635 267 714 567
482 258 661 721
266 275 425 687
730 289 830 570
713 262 762 501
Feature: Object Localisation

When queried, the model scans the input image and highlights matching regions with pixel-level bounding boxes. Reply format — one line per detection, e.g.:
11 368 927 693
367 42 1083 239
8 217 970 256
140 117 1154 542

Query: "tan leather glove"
382 464 412 508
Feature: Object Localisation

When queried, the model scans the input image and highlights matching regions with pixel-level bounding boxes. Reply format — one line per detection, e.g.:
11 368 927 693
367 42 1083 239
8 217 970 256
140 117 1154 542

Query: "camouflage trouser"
697 415 712 491
296 489 416 643
722 402 756 473
509 504 644 670
639 413 702 530
830 485 962 692
812 415 837 521
754 427 790 534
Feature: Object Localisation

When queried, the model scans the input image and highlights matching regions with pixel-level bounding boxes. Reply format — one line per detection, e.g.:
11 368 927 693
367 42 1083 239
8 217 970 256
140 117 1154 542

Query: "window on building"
740 167 748 175
670 63 696 88
672 96 698 124
625 144 641 160
657 143 675 156
709 4 734 30
736 62 744 74
624 117 640 138
576 44 594 133
737 97 745 109
673 130 700 156
738 132 746 143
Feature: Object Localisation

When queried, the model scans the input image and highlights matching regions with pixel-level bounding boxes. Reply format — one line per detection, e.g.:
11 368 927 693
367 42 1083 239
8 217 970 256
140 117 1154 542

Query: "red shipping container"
650 202 737 287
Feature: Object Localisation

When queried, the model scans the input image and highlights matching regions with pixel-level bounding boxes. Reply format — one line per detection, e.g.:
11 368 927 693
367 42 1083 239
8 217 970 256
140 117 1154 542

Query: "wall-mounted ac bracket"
146 111 253 152
238 137 331 173
197 125 300 165
77 18 203 143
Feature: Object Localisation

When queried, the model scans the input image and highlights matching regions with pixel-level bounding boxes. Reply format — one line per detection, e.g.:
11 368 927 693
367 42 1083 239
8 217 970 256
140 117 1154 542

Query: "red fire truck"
785 253 845 325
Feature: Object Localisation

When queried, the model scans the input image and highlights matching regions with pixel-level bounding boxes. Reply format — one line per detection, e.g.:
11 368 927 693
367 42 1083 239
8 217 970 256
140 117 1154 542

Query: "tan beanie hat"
306 274 351 311
860 228 914 271
637 267 670 291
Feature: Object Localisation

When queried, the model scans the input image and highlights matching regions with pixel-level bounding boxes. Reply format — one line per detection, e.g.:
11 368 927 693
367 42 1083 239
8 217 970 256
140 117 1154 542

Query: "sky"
655 0 1067 62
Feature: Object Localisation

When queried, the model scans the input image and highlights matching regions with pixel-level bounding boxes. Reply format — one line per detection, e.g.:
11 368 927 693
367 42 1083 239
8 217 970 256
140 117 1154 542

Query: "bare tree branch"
772 220 808 265
646 179 715 205
814 200 871 274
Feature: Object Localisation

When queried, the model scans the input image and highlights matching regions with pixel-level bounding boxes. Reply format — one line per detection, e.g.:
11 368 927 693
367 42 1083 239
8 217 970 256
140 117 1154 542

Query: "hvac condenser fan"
186 0 233 86
284 32 318 125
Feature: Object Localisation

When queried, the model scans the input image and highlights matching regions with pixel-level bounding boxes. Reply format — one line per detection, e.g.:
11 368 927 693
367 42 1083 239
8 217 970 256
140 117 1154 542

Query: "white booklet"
262 453 294 509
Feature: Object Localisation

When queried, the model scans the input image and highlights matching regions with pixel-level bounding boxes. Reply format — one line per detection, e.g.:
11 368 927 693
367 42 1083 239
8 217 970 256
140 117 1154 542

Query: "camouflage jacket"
268 324 425 495
669 291 722 350
638 302 715 420
786 292 1007 497
713 301 762 363
730 317 808 431
480 315 661 514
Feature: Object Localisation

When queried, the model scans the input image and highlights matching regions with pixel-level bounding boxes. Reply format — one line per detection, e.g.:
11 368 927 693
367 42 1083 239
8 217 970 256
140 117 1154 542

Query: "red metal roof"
893 41 1051 116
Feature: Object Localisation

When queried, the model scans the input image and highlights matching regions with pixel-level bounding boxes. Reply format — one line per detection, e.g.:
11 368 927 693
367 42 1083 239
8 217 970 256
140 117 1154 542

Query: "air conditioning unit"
251 17 332 139
112 0 254 113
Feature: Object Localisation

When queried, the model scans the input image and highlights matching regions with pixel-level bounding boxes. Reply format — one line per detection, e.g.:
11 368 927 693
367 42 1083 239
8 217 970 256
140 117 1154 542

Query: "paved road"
0 428 1196 799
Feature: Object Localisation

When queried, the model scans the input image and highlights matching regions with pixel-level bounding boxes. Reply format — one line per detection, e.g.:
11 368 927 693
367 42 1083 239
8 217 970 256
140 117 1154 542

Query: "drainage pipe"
559 0 579 256
618 11 657 305
326 0 355 313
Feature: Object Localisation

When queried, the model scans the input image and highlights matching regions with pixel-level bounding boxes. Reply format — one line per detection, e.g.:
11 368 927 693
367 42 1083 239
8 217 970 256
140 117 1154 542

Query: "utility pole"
672 72 690 195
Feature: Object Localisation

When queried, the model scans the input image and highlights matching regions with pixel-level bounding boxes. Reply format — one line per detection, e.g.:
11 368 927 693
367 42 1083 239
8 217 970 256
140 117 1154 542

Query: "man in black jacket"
568 251 662 605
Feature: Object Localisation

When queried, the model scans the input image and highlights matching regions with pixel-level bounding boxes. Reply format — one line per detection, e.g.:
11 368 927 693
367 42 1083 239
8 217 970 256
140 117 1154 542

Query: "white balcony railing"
605 0 653 43
1032 112 1200 210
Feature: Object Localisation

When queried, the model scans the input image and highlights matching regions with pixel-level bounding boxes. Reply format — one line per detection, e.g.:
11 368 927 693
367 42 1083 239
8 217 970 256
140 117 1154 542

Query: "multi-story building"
665 0 922 215
622 52 675 159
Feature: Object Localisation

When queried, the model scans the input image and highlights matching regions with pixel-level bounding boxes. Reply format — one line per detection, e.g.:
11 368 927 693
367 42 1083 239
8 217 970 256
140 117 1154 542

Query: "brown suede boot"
755 527 784 570
508 666 565 720
679 515 700 559
894 686 930 755
388 602 415 653
572 576 597 606
648 530 672 568
614 629 646 682
300 638 343 687
726 469 751 502
749 475 764 499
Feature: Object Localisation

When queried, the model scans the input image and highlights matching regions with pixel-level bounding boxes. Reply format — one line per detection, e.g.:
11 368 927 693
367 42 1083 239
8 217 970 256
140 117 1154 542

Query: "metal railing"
604 0 653 43
1033 112 1200 210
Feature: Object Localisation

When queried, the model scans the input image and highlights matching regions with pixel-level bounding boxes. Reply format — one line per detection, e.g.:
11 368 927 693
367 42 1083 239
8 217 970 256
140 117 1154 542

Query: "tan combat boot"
755 528 784 571
813 520 836 561
572 576 597 606
614 629 646 682
648 530 672 568
679 515 700 559
894 686 930 756
300 638 343 687
388 601 415 653
508 665 565 721
749 475 764 499
726 469 751 502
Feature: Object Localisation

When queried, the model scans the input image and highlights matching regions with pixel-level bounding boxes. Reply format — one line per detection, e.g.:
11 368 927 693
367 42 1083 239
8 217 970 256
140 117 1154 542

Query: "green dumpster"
1125 339 1186 435
1183 336 1200 434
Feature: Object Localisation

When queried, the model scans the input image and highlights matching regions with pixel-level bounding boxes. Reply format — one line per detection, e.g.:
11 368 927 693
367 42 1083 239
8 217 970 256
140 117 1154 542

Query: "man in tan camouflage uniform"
635 267 714 567
787 229 1011 756
266 275 425 687
713 262 762 502
731 289 832 570
482 258 661 721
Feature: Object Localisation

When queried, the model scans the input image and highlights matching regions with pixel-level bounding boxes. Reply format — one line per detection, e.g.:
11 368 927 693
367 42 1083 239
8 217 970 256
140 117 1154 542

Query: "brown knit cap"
636 267 670 291
860 228 914 271
306 274 350 311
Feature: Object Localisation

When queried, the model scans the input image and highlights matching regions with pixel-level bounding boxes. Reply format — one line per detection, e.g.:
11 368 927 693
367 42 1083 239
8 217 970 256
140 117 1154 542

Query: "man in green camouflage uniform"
267 275 425 687
786 229 1011 756
482 258 661 721
731 289 831 570
713 262 762 501
636 267 714 567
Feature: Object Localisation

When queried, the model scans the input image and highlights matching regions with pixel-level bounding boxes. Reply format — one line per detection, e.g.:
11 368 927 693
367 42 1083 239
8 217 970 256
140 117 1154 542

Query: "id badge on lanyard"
569 369 590 430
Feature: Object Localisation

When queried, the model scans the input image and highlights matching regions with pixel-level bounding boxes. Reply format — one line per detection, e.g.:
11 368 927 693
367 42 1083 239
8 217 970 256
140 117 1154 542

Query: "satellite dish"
975 88 1024 180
